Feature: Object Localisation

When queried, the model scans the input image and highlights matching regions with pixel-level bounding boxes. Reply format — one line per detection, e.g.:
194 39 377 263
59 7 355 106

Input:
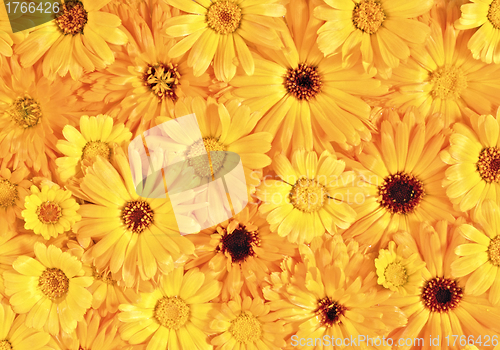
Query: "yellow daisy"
451 200 500 305
441 109 500 212
375 236 426 295
82 1 211 134
210 295 290 350
3 242 93 335
388 2 500 126
0 300 51 350
230 0 387 157
256 149 358 244
56 114 132 182
343 108 456 248
22 184 81 240
118 267 222 350
185 204 296 301
315 0 432 78
0 166 32 231
14 0 128 80
164 0 286 82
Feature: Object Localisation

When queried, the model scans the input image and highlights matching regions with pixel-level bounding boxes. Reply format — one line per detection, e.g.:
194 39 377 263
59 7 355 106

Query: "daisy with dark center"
343 108 456 248
387 221 500 349
230 0 387 157
442 109 500 212
14 0 128 80
3 243 93 335
185 205 296 301
0 167 31 232
164 0 286 82
314 0 432 78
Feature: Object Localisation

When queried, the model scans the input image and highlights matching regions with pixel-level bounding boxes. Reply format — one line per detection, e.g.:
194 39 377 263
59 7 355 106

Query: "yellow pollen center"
0 179 18 208
154 297 189 330
289 178 326 213
489 0 500 28
39 268 69 300
477 147 500 183
488 236 500 266
430 65 467 100
352 0 385 34
82 141 111 162
187 137 226 178
384 262 408 287
0 340 12 350
37 202 62 224
229 312 262 344
8 95 42 128
207 1 242 34
55 0 88 35
144 63 180 101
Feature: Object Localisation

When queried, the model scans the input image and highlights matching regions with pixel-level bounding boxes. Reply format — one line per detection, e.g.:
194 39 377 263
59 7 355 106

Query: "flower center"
37 202 62 224
82 141 111 162
429 65 467 100
55 0 88 35
384 262 408 287
8 95 42 128
421 277 463 313
477 147 500 183
187 137 226 178
0 340 12 350
284 63 322 101
378 172 425 215
315 297 347 327
154 296 189 330
0 179 18 208
488 236 500 266
289 178 326 213
229 312 262 344
207 1 242 34
121 200 154 234
217 225 260 263
489 0 500 29
39 268 70 300
352 0 385 34
143 63 180 101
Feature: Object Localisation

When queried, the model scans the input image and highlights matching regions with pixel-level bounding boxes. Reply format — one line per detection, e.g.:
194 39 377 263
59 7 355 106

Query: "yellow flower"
164 0 286 82
0 166 32 231
14 0 128 80
257 149 358 244
451 200 500 305
210 295 290 349
118 267 222 350
3 242 93 335
441 109 500 211
22 185 81 240
56 114 132 182
315 0 432 78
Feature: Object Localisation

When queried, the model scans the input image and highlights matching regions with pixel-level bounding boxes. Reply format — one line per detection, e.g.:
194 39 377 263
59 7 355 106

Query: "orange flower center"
489 0 500 29
352 0 385 34
216 224 260 263
207 1 242 34
0 179 18 208
289 178 326 213
421 277 462 313
121 200 154 234
489 236 500 266
143 63 181 101
0 340 12 350
429 65 467 100
82 141 111 162
477 147 500 183
55 0 88 35
229 312 262 344
154 296 189 330
8 95 42 128
315 297 347 327
187 137 226 178
378 172 425 214
284 63 322 101
39 268 70 300
37 202 62 224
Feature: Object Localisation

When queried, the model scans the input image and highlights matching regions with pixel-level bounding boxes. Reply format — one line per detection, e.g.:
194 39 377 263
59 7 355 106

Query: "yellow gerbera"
185 204 296 301
230 0 387 157
315 0 432 78
0 166 32 231
56 114 132 182
164 0 286 82
210 295 290 350
441 109 500 212
118 267 222 350
451 200 500 305
257 149 358 244
3 242 93 335
14 0 128 80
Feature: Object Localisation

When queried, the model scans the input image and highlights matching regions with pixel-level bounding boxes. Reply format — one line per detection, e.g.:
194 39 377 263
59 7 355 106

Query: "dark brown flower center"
122 200 154 234
421 277 463 313
477 147 500 183
284 63 322 101
315 297 347 327
378 172 425 214
55 0 88 35
143 63 181 101
216 225 260 263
